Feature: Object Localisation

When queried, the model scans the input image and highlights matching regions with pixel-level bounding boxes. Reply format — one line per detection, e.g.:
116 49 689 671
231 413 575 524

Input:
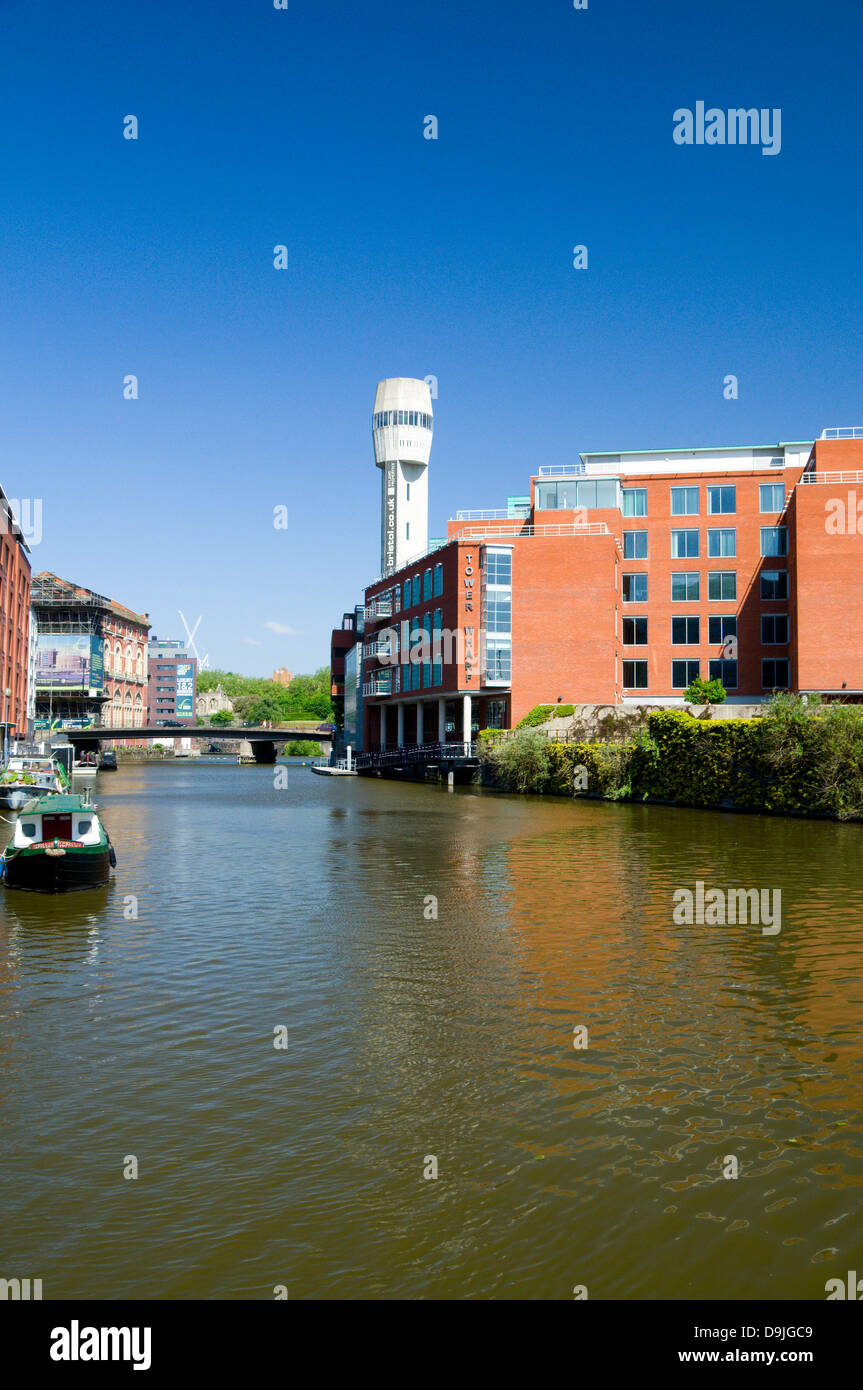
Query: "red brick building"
0 486 32 742
356 429 863 752
32 573 149 733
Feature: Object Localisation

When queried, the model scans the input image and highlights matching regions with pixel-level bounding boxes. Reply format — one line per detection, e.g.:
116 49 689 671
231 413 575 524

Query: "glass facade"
483 546 512 684
373 410 433 429
535 478 621 510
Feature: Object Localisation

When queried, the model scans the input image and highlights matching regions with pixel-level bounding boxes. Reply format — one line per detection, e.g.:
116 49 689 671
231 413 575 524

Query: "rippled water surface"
1 761 862 1299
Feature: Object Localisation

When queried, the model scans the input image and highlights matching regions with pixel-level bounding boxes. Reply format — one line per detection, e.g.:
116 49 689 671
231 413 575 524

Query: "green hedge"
479 702 863 821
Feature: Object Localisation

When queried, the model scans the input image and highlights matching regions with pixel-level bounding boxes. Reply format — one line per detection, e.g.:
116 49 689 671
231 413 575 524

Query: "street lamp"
3 687 12 766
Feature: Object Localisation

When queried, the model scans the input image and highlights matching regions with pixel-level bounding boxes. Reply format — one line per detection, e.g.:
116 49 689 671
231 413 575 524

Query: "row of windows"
402 563 444 609
622 659 790 691
623 527 788 560
623 569 789 603
623 615 789 645
373 410 433 430
622 483 785 518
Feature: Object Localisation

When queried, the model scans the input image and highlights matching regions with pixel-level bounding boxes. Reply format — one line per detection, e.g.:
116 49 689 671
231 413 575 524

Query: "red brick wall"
792 438 863 692
0 520 31 738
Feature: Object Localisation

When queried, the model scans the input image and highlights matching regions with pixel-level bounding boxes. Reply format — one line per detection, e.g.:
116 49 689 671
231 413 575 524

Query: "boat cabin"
13 799 103 850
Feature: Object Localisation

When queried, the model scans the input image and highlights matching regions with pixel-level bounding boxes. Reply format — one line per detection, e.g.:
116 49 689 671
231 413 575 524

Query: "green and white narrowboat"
1 794 116 893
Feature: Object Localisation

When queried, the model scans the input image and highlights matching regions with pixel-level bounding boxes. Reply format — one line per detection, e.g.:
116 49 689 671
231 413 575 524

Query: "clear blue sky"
2 0 861 674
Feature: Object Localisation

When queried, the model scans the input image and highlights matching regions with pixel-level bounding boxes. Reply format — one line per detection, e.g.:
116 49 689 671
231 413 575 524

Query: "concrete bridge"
62 726 332 764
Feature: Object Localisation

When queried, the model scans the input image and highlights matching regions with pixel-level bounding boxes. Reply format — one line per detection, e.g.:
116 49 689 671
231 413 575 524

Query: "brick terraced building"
351 424 863 752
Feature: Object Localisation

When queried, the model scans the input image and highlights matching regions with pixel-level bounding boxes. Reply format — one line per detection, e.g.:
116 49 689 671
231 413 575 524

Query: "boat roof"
25 795 93 812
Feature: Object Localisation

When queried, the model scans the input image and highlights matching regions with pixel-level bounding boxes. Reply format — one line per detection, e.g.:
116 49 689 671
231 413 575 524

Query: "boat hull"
3 847 112 893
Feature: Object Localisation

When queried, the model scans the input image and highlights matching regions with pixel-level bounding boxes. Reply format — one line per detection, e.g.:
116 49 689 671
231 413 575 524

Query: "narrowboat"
1 794 116 893
0 753 72 810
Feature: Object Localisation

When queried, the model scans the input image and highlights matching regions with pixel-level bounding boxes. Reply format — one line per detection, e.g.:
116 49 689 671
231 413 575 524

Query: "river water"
1 761 861 1300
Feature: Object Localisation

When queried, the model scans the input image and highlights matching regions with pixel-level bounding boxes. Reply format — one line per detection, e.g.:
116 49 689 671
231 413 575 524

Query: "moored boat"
1 794 116 893
73 751 99 777
99 751 118 771
0 753 72 810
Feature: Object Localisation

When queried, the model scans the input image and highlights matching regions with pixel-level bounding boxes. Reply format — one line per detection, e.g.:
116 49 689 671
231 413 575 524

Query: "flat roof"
579 441 813 459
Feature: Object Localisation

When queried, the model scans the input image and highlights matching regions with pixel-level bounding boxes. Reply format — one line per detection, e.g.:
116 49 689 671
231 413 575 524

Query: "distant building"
273 668 293 687
196 684 234 718
147 637 197 727
0 484 32 743
31 572 149 733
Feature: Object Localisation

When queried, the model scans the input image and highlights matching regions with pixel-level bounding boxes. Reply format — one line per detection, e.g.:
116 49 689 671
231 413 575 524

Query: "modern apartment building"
349 405 863 751
31 572 150 730
0 485 32 743
147 637 197 727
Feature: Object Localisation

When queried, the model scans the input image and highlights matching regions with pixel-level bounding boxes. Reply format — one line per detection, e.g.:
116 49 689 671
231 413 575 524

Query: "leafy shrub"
684 676 726 705
480 728 551 792
516 704 556 728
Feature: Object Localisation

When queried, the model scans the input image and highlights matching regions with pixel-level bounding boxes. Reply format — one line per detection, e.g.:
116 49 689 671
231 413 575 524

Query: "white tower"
373 378 434 576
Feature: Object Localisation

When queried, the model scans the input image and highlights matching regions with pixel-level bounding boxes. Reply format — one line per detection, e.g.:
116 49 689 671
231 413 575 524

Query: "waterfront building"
147 637 198 727
196 684 234 718
0 485 32 743
31 573 150 732
349 402 863 750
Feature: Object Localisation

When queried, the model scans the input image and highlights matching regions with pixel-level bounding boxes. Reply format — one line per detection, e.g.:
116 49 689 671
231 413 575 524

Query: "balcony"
821 427 863 439
363 674 392 697
363 637 396 661
799 470 863 484
363 597 393 621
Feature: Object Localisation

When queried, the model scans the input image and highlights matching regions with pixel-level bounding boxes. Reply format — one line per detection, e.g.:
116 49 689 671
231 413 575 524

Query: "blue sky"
2 0 861 674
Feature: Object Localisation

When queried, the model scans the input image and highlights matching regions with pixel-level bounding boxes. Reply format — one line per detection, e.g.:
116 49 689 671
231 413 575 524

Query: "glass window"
670 486 699 516
423 569 432 600
762 614 789 645
411 574 420 606
760 483 785 513
672 659 700 688
708 528 736 557
708 615 737 644
762 658 790 689
595 479 620 509
708 659 738 689
671 529 699 558
623 660 648 689
623 531 647 559
20 822 37 839
403 580 411 608
708 571 736 600
671 572 699 601
622 573 648 603
761 526 788 557
623 616 648 645
672 616 700 644
433 563 443 597
622 487 647 517
707 485 736 514
760 569 788 600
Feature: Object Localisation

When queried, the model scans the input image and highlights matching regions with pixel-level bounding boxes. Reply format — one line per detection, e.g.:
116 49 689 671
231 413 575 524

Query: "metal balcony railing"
798 470 863 484
363 598 393 621
821 427 863 439
362 676 392 697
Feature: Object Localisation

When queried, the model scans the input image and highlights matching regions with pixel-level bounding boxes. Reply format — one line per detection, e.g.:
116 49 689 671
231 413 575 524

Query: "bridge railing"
355 740 476 769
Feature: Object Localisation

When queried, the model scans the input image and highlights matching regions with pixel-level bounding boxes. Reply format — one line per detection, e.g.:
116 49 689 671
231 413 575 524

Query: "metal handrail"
820 428 863 439
355 740 476 768
798 471 863 484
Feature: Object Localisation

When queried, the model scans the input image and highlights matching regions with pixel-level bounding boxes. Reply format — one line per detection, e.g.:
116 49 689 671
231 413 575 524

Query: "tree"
684 676 726 705
209 709 234 727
